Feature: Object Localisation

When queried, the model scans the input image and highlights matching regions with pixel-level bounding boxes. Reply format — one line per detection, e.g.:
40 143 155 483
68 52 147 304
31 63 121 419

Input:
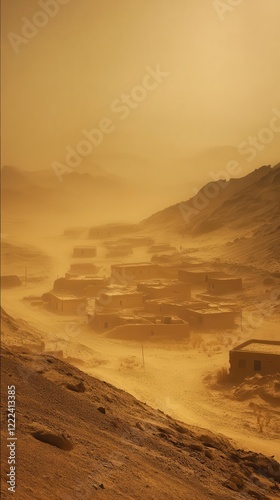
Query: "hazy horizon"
2 0 280 190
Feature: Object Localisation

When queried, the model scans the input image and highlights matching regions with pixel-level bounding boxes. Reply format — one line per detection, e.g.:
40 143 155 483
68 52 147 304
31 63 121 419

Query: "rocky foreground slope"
1 338 280 499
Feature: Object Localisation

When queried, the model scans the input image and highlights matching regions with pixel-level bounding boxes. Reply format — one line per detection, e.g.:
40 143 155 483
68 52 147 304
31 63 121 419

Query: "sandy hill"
1 242 51 279
140 164 280 271
1 310 280 500
140 164 279 233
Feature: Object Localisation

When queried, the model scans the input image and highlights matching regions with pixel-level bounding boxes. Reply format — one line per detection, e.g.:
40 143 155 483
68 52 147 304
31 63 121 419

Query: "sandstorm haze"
2 0 280 213
1 2 280 499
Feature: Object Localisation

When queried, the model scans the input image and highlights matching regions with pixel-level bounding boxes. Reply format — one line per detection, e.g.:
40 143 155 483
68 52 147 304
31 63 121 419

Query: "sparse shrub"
255 409 271 433
216 367 230 386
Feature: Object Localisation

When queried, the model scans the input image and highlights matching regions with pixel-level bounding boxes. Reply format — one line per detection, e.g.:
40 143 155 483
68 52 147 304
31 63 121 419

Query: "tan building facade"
207 277 242 294
95 289 143 311
107 321 190 341
88 223 136 239
111 263 159 283
72 246 97 258
48 292 86 315
229 339 280 380
178 269 226 285
137 280 191 301
54 276 108 297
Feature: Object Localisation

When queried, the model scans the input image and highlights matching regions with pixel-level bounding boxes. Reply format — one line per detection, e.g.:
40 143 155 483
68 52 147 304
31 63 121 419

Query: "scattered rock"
97 406 106 414
205 450 214 460
31 430 73 451
188 444 203 452
224 480 239 492
229 473 244 488
66 381 86 393
136 421 145 431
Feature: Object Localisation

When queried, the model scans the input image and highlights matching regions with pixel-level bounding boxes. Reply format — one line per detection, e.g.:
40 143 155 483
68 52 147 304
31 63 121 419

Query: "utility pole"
141 343 145 370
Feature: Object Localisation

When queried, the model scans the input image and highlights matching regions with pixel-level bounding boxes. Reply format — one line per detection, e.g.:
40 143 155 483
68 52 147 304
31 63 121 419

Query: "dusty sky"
1 0 280 185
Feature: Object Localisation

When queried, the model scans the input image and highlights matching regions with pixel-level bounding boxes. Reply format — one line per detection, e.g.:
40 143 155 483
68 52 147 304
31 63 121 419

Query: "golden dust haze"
1 0 280 199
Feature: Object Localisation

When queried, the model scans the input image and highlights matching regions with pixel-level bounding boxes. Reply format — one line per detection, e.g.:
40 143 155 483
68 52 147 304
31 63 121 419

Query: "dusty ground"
1 345 280 500
1 230 280 465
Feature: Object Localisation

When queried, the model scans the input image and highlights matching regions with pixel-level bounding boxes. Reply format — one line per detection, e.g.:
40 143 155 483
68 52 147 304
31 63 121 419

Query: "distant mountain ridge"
140 164 280 235
1 163 133 220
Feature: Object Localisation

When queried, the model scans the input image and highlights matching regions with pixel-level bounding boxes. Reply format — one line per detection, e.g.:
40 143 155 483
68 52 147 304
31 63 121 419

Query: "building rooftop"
73 246 96 249
112 262 157 268
179 269 212 274
188 307 235 315
233 340 280 356
100 290 142 297
49 292 85 301
145 298 205 308
209 277 241 282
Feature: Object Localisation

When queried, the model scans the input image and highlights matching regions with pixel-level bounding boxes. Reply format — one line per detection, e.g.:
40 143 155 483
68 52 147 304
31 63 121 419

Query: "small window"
104 322 108 329
238 359 246 368
254 360 262 371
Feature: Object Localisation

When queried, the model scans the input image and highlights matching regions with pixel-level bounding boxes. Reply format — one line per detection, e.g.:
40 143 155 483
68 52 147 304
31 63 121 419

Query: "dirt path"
2 287 279 461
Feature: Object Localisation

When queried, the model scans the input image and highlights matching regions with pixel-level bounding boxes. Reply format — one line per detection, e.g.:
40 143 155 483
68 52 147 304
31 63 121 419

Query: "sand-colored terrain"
1 164 280 499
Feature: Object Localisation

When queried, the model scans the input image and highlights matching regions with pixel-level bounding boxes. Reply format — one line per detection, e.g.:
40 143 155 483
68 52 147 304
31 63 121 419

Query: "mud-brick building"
111 263 159 283
137 279 191 301
178 269 226 285
1 275 22 287
187 307 238 330
53 276 108 297
107 319 190 341
72 246 96 258
88 223 136 239
95 289 143 311
229 340 280 381
69 262 98 275
88 309 149 332
148 243 176 254
207 277 242 294
47 292 86 315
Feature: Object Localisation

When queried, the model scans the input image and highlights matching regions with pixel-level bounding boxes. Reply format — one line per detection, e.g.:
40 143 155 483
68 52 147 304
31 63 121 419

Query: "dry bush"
216 367 231 386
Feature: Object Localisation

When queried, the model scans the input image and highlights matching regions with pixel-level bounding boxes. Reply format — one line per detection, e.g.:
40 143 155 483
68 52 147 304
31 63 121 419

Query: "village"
3 222 278 383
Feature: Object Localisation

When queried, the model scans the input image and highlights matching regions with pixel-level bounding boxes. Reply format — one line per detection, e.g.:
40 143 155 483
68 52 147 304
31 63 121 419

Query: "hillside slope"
1 311 280 500
140 164 279 234
140 164 280 271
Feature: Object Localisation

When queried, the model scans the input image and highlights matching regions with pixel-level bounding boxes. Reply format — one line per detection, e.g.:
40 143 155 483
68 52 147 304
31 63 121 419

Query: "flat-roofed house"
69 263 98 275
95 288 143 311
187 307 238 330
72 246 96 258
207 277 242 294
88 223 136 239
111 263 159 283
53 276 108 297
88 309 149 332
107 319 190 341
48 292 86 315
137 279 191 300
229 339 280 380
178 269 227 285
